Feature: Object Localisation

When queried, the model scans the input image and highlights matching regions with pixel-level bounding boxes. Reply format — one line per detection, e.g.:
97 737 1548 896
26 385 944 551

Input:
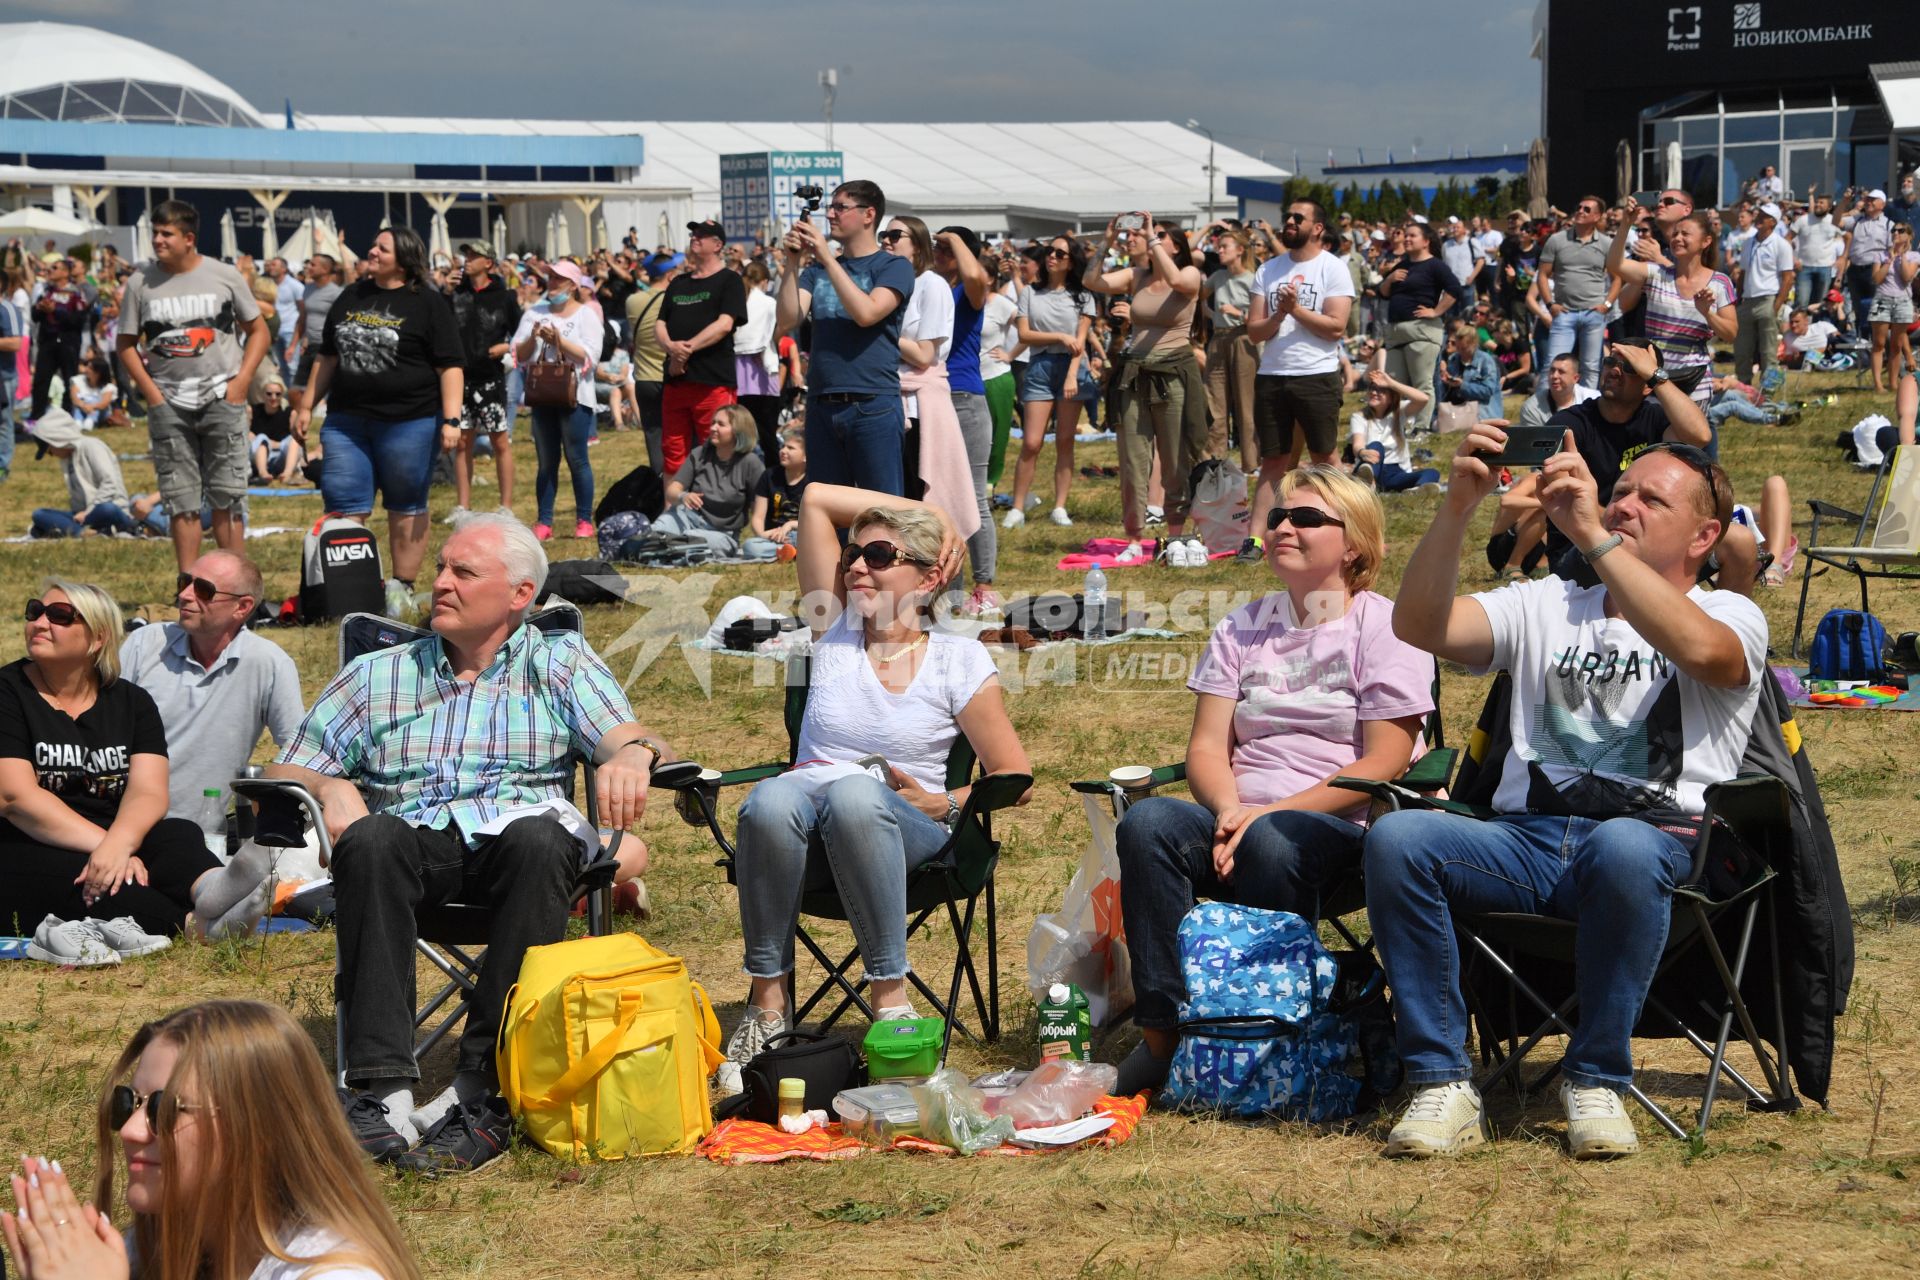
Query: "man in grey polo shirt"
120 550 304 850
1733 203 1795 387
1536 196 1615 387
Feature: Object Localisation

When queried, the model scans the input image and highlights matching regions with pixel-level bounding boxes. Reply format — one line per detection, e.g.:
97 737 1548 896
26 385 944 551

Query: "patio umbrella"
657 210 672 252
544 212 558 260
1614 139 1633 203
259 208 279 262
1665 141 1683 192
429 208 451 263
595 214 610 256
219 209 238 261
493 214 508 260
1526 138 1548 220
554 210 572 259
133 208 153 263
0 206 106 242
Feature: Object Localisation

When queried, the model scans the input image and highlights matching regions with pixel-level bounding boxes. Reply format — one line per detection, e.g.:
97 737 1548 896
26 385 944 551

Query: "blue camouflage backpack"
1160 904 1400 1122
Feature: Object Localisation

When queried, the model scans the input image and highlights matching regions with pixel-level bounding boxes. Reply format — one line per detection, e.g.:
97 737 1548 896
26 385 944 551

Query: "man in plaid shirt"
272 512 674 1173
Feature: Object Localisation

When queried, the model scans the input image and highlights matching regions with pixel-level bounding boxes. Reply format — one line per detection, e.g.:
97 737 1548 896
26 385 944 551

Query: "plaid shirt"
276 622 633 839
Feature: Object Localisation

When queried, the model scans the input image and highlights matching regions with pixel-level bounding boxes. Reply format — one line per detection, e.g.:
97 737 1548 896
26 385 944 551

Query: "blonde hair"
714 403 758 456
1275 465 1386 593
850 504 951 607
96 1001 423 1280
42 578 123 684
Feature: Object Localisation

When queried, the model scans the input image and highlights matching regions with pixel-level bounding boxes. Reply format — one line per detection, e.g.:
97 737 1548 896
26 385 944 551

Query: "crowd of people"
0 162 1914 1278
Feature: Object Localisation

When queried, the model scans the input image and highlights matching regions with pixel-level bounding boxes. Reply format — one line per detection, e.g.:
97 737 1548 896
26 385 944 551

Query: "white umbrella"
219 209 238 261
0 206 106 242
595 214 610 256
554 210 572 259
429 209 451 263
544 211 558 260
259 208 279 262
657 210 672 252
1665 141 1683 191
133 208 154 263
492 214 508 260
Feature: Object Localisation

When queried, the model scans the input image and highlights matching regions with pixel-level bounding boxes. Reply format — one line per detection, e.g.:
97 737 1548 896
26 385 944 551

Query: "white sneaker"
1144 505 1166 527
441 506 469 526
1049 506 1073 526
1183 536 1210 566
1560 1079 1639 1159
26 916 121 968
1384 1081 1488 1158
1117 540 1146 563
1001 508 1026 529
85 917 171 959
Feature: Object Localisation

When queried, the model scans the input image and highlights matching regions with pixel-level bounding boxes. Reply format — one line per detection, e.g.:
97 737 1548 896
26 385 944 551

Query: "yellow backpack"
497 933 723 1160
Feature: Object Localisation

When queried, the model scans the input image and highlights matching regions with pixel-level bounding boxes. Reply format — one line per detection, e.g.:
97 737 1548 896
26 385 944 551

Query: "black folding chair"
657 655 1030 1062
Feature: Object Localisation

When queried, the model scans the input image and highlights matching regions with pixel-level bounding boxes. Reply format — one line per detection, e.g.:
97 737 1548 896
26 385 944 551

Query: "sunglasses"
108 1084 209 1131
25 599 81 626
1282 212 1310 224
879 229 909 244
177 572 246 603
1639 441 1732 519
1264 505 1347 533
838 540 934 573
1657 196 1688 207
1046 247 1071 258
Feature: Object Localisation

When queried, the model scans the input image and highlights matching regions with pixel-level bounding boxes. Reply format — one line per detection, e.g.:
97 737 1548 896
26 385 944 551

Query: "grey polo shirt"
118 623 304 829
1540 229 1614 309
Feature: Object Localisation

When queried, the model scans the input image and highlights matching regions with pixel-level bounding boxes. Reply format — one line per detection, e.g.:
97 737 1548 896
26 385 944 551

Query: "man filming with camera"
775 179 916 495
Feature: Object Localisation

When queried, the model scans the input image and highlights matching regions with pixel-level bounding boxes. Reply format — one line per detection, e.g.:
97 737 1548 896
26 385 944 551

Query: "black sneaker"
339 1089 409 1164
392 1096 513 1175
1234 537 1263 563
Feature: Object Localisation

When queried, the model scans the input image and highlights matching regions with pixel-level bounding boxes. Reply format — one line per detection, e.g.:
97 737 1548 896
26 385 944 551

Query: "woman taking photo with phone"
1004 235 1095 529
3 1000 420 1280
511 260 602 542
716 483 1031 1091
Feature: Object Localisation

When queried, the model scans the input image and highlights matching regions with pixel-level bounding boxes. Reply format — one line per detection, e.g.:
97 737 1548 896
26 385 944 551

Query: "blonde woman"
1204 227 1260 470
0 581 272 949
1111 466 1435 1093
718 483 1031 1087
4 1000 421 1280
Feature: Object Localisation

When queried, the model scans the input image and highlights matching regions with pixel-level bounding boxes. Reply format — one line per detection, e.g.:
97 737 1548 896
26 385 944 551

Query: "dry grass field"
0 370 1914 1279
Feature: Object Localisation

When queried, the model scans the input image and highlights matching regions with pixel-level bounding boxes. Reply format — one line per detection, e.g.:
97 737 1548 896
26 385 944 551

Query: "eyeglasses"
827 202 865 215
1264 505 1347 532
25 599 81 626
838 540 934 573
878 229 908 244
109 1084 211 1132
1657 196 1688 207
176 572 247 603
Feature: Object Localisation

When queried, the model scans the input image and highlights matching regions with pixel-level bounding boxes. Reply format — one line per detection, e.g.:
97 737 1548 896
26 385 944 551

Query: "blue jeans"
1795 266 1833 312
1546 308 1608 387
319 411 437 516
733 772 951 982
651 504 739 555
1115 796 1365 1031
0 378 14 472
1707 392 1770 427
805 394 906 496
32 503 164 538
1366 443 1441 492
1363 810 1691 1091
530 403 595 526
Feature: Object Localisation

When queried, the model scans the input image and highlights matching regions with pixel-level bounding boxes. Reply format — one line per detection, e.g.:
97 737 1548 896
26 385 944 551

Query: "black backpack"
544 559 629 607
298 517 384 621
594 464 666 523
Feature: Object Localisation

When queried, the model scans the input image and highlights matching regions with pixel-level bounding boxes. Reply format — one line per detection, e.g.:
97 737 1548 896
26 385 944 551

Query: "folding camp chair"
232 604 682 1077
657 654 1031 1062
1791 445 1920 656
1334 670 1850 1143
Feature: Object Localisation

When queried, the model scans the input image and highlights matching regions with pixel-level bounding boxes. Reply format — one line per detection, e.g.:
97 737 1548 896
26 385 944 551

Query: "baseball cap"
686 220 725 241
1370 229 1386 241
1446 215 1461 224
1410 214 1430 225
459 241 495 260
545 259 590 291
1868 189 1888 201
1758 203 1782 221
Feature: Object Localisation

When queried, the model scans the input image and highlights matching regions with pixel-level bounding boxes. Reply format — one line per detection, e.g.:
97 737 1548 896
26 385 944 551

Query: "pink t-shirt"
1187 590 1436 816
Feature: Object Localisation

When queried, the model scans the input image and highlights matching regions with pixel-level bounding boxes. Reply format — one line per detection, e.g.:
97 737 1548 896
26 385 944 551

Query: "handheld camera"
795 183 825 222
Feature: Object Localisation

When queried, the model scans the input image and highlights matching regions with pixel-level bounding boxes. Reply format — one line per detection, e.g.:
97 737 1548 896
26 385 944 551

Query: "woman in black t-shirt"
1379 222 1464 425
0 582 270 939
292 227 465 614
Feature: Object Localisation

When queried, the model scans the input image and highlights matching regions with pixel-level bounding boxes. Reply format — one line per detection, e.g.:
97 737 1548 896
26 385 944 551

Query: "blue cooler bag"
1161 904 1399 1122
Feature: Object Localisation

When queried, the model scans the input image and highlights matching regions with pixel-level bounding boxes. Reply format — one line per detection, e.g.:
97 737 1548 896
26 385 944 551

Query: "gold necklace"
30 664 90 718
868 633 928 665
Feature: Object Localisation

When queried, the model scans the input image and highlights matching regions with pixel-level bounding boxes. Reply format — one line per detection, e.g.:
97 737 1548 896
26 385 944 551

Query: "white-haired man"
270 513 675 1173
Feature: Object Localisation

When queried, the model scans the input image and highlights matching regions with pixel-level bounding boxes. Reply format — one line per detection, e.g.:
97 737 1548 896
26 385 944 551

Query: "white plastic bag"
1186 458 1249 555
1026 793 1134 1027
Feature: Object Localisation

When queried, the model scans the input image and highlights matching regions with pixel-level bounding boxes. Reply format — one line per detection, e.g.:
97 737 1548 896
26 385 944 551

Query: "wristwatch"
943 792 961 829
631 737 665 772
1646 367 1670 389
439 415 462 428
1583 533 1625 563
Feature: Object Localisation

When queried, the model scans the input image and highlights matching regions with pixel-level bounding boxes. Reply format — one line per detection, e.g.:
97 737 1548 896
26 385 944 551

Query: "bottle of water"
1082 566 1107 639
198 787 228 861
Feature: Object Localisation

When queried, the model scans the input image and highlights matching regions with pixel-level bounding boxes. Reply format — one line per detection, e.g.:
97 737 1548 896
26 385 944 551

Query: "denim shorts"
1020 350 1075 403
1869 294 1916 326
318 411 438 515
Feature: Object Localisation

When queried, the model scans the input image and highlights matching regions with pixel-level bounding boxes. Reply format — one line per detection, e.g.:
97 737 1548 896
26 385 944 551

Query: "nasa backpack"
299 516 385 621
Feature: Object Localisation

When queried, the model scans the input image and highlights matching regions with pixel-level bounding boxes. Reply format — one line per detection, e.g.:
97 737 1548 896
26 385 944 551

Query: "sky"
2 0 1543 175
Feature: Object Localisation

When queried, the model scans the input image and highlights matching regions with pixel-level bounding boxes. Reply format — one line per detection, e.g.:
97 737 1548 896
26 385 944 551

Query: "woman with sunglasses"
1605 202 1736 407
1005 236 1095 528
1110 466 1434 1095
716 483 1032 1090
510 260 603 542
0 582 273 950
3 1000 419 1280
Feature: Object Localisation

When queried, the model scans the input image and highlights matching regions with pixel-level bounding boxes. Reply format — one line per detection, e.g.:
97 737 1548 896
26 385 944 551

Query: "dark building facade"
1536 0 1918 207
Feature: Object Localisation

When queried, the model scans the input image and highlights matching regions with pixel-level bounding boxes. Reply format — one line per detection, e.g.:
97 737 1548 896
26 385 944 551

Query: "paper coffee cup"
1109 765 1153 791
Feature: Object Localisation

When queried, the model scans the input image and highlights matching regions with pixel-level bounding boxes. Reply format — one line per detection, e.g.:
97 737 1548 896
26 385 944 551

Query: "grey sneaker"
85 916 171 959
1384 1081 1488 1158
714 1006 789 1097
26 915 122 967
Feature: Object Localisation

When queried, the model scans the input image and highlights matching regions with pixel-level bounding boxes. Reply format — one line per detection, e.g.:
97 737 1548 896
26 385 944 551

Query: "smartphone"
1482 423 1564 469
1115 212 1146 233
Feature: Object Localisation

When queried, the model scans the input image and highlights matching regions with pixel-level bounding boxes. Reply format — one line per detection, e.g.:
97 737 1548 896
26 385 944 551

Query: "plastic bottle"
1081 567 1107 639
1036 981 1092 1063
197 788 227 861
777 1077 807 1121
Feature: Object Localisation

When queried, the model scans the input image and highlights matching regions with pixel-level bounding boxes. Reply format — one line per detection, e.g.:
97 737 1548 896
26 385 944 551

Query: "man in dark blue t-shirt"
776 179 916 494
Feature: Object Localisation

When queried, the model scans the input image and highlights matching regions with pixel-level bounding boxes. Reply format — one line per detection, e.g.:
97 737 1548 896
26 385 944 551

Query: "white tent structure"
0 206 106 242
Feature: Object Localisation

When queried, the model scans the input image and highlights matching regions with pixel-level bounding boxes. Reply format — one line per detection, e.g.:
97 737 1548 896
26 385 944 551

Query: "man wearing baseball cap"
447 243 522 519
1733 203 1793 388
654 220 747 476
1841 189 1893 383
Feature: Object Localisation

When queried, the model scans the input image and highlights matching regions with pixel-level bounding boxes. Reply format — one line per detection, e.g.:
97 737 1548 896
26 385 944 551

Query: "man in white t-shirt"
1367 424 1766 1161
1789 194 1842 311
1242 200 1354 558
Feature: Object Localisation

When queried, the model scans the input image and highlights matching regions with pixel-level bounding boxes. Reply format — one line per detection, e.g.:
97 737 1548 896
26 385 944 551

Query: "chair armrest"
1806 499 1862 525
1067 762 1186 795
1399 747 1457 793
1690 773 1792 890
230 776 333 867
960 772 1034 820
1330 775 1493 819
650 761 785 791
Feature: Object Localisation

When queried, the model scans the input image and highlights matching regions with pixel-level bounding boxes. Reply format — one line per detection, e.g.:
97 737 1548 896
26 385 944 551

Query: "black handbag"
714 1030 866 1124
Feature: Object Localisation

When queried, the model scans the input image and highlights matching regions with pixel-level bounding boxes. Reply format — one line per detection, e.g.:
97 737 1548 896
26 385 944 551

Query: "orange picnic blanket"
698 1092 1149 1165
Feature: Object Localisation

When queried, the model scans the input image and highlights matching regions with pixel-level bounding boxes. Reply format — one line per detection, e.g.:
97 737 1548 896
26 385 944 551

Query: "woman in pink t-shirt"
1111 465 1435 1094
